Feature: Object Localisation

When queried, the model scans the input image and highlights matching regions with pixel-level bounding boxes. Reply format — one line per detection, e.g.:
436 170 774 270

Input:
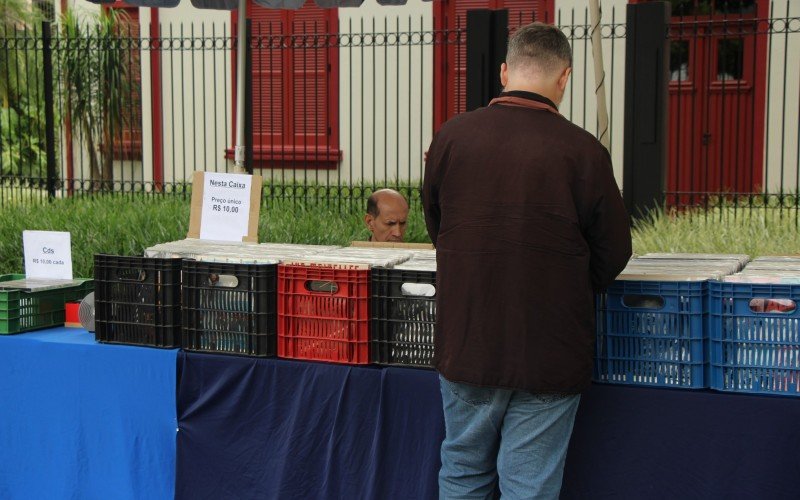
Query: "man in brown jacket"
423 23 631 499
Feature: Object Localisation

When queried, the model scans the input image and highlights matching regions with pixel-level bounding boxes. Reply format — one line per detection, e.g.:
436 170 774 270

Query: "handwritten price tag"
199 173 253 242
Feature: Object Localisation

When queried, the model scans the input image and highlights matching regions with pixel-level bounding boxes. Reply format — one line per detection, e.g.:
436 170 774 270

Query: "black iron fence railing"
0 8 626 210
1 4 797 217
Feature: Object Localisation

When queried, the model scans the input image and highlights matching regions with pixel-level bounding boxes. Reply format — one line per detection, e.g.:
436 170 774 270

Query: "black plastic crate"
94 255 182 348
371 267 436 368
182 260 277 357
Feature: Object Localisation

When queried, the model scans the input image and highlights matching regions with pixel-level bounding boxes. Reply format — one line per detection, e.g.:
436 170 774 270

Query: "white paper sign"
23 230 73 280
199 172 253 242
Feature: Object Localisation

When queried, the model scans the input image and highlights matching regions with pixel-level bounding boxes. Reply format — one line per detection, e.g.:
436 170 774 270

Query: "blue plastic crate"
709 281 800 397
594 280 708 389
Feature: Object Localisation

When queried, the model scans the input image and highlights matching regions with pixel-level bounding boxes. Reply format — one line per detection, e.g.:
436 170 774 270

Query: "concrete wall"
334 0 433 187
763 0 800 194
554 0 628 188
150 4 232 187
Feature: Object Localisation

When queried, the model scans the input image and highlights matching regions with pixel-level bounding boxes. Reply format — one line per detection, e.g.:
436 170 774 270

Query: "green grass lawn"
0 195 429 277
2 195 798 277
632 207 800 257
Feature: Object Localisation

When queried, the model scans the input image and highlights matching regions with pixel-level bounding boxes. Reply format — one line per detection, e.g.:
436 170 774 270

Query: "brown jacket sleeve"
422 134 444 247
583 148 632 291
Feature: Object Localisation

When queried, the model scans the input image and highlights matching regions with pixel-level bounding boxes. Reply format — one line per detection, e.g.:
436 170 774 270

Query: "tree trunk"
590 0 610 150
101 125 113 192
84 121 102 192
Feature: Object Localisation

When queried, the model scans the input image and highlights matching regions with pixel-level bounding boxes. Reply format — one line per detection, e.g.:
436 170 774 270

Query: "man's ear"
364 213 374 230
558 67 572 91
500 62 508 88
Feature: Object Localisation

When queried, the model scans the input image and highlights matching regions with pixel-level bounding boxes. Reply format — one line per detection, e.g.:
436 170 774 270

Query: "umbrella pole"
234 0 247 172
589 0 610 151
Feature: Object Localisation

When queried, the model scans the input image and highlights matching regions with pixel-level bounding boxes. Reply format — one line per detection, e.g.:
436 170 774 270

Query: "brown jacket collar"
489 91 561 115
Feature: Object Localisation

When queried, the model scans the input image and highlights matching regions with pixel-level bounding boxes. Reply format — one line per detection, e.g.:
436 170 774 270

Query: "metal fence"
1 3 798 214
0 7 627 209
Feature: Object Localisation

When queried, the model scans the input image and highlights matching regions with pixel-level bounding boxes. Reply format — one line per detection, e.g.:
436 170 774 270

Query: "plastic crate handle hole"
400 283 436 297
749 298 796 314
116 269 147 282
622 294 665 310
305 280 338 294
208 274 238 288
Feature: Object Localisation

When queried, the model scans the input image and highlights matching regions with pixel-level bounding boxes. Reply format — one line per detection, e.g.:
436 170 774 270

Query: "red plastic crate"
277 262 370 364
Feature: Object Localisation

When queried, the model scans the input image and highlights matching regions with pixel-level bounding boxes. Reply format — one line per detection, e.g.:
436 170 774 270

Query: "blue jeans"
438 375 581 500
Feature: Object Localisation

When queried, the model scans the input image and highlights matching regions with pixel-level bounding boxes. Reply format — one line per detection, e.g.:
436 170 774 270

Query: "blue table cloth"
177 352 800 500
562 384 800 500
176 352 444 499
6 329 797 499
0 328 177 500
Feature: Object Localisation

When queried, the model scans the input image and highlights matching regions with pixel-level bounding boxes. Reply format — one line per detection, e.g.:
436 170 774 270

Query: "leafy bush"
0 196 189 277
1 3 48 179
0 194 430 277
3 195 799 279
0 101 48 178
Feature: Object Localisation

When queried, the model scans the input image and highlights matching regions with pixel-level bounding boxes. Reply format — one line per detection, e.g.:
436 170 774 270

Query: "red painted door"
667 22 711 206
664 0 767 206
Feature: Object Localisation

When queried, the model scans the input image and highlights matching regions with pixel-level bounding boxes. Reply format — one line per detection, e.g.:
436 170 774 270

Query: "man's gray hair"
506 22 572 75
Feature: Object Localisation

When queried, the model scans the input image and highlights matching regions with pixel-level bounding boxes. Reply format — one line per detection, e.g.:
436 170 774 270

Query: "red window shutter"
501 0 552 29
437 0 553 125
246 1 339 166
444 0 491 118
288 5 334 149
111 6 142 160
250 9 285 153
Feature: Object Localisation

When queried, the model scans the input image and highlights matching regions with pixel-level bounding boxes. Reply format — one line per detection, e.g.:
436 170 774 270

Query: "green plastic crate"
0 274 94 334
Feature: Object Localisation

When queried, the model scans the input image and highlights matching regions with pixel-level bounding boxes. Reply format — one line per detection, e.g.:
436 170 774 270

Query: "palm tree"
0 0 35 109
0 0 48 179
59 8 130 191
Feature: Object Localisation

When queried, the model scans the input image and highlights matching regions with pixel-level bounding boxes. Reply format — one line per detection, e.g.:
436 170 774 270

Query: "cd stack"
723 255 800 284
144 238 340 262
618 253 749 281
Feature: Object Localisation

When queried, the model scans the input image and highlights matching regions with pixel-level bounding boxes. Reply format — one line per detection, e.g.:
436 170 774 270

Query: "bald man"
364 189 409 242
